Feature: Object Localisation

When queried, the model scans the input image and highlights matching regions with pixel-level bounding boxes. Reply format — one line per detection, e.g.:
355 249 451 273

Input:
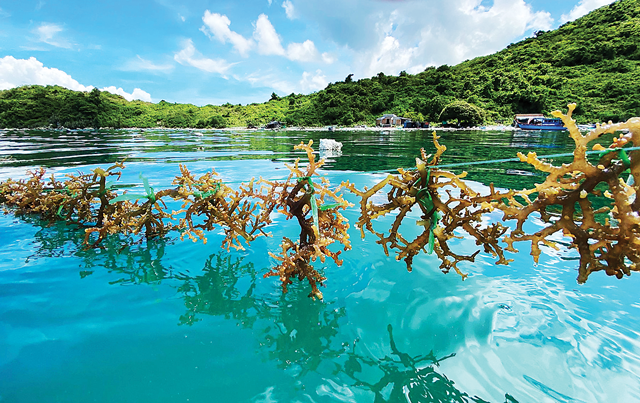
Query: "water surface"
0 128 637 402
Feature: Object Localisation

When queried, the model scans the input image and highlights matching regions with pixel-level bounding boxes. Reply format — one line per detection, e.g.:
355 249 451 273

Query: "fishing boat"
513 114 566 131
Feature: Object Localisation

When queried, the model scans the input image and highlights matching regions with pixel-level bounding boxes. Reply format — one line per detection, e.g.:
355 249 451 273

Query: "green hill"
1 0 639 129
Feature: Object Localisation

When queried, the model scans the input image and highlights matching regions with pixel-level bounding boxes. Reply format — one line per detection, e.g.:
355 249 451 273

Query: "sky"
0 0 616 106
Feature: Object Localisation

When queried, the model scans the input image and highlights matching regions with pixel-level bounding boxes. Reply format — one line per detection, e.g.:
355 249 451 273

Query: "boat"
513 114 566 131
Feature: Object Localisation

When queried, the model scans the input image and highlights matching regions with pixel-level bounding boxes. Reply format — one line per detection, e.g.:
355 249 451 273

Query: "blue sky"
0 0 615 106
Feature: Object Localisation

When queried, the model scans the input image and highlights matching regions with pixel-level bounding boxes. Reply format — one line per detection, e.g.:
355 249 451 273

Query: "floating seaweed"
172 164 263 250
84 172 180 247
346 104 640 284
2 107 639 296
498 104 640 283
0 161 124 225
261 140 353 299
345 132 512 279
0 142 352 298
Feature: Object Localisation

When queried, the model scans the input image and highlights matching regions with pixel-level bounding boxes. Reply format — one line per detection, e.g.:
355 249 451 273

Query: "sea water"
0 128 639 402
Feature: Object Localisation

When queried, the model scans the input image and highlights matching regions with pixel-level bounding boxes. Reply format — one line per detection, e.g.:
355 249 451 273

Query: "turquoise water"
1 128 639 402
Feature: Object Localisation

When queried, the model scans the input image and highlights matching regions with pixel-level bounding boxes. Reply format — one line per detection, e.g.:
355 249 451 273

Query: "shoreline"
0 124 518 133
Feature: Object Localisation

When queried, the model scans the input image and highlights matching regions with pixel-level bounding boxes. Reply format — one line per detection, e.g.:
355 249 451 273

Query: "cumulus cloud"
0 55 91 91
252 15 324 62
198 11 328 64
101 86 152 102
282 1 295 19
174 39 234 75
287 40 319 62
0 56 153 102
240 69 327 95
244 71 295 94
33 22 72 48
358 35 421 78
293 0 554 77
201 10 254 57
241 70 329 95
560 0 614 23
253 14 286 56
299 70 327 92
122 55 174 72
321 53 336 64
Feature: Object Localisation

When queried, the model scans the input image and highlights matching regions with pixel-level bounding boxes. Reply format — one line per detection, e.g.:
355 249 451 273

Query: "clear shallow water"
1 128 639 402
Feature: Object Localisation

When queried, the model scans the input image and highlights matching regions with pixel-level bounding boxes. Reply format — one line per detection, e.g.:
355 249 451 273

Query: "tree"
438 100 487 127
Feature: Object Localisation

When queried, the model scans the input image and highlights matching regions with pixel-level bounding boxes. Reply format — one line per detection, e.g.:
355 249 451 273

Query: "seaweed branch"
3 107 640 296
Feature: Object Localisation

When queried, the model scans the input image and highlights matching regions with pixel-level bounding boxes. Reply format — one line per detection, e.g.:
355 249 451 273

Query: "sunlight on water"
0 128 638 402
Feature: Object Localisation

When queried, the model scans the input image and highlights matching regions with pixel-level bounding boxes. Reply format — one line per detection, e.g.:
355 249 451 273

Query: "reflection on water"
339 324 518 403
177 253 259 327
5 214 516 401
0 128 637 402
1 127 616 191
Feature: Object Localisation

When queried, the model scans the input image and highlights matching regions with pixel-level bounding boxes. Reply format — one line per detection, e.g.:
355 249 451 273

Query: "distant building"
376 114 404 127
403 120 430 129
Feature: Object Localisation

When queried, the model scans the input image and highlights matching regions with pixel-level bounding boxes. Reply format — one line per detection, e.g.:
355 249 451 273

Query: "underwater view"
1 127 640 402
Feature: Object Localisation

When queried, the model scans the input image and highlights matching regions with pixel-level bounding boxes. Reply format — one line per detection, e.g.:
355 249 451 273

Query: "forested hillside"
1 0 639 129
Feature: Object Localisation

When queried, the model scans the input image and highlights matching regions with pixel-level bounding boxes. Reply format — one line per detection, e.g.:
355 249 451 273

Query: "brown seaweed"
2 108 640 296
0 161 124 225
498 104 640 282
261 141 352 299
172 164 262 250
346 104 640 284
345 132 512 279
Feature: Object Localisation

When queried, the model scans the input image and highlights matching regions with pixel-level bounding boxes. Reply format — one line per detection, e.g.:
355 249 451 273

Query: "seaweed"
0 161 124 225
345 132 512 279
346 104 640 284
498 104 640 282
2 108 640 296
261 141 352 299
172 164 260 250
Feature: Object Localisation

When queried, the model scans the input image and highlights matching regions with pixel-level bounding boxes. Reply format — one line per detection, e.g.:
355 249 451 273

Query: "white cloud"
101 86 152 102
201 11 254 57
0 56 154 102
282 1 295 20
253 14 286 56
174 39 234 75
122 55 174 72
244 71 295 94
198 11 329 64
321 52 335 64
286 40 319 62
0 7 10 18
33 22 72 48
240 69 327 95
0 55 92 91
300 70 327 92
293 0 555 77
560 0 614 23
358 35 421 78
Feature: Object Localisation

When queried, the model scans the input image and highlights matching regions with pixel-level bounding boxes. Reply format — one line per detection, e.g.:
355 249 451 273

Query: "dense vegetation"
1 0 639 129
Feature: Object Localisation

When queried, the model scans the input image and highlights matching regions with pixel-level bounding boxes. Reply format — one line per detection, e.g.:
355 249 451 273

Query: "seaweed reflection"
176 252 259 327
93 244 516 401
8 217 514 401
335 324 519 403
